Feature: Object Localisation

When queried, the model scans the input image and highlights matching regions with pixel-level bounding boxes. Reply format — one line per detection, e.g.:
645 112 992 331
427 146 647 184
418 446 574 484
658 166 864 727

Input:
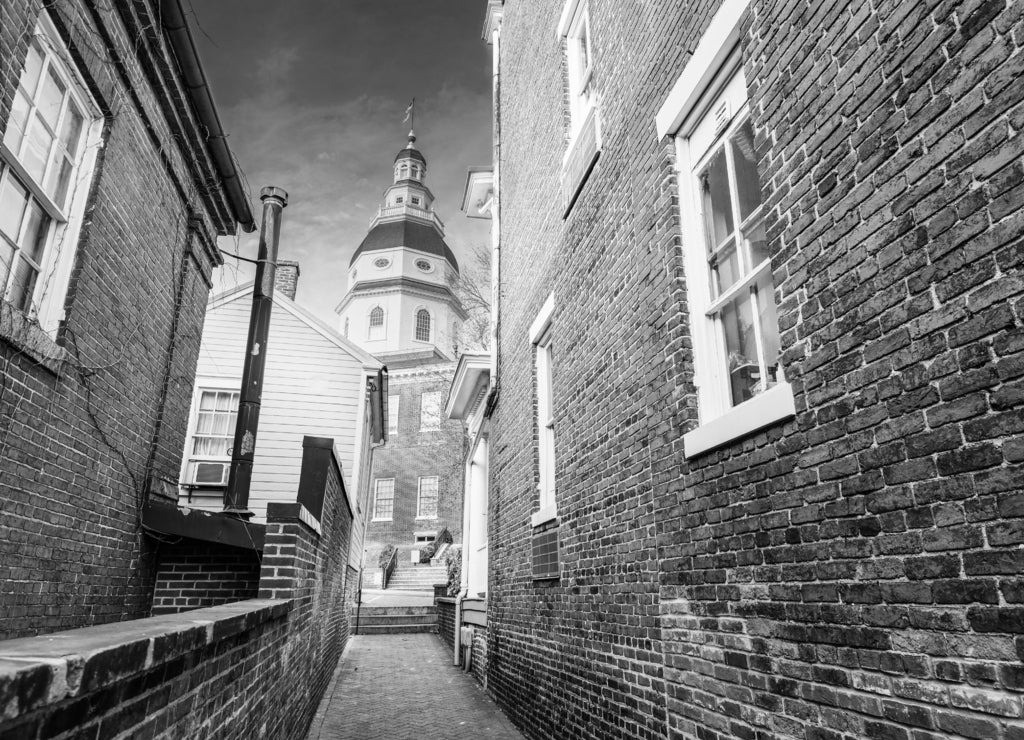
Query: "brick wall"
491 1 1024 739
364 366 467 561
0 0 234 638
437 596 456 651
0 438 355 739
150 542 261 615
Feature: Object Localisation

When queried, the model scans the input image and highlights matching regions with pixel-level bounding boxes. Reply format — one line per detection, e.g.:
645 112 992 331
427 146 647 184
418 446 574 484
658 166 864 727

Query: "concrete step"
358 613 437 626
356 623 438 635
359 606 436 617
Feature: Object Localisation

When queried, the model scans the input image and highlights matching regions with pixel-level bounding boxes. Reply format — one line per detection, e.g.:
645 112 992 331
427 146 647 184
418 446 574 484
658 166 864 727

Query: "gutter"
160 0 256 233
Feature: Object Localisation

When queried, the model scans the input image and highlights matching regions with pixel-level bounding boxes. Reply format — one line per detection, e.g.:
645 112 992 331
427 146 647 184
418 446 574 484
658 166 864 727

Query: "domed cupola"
336 128 467 360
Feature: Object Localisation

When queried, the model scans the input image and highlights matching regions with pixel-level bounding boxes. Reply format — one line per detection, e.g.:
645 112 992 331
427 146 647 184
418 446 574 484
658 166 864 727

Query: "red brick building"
482 0 1024 738
337 134 467 569
0 0 252 638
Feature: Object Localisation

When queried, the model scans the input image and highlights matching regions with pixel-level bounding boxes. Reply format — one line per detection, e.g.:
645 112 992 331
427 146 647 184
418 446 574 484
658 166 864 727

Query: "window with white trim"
1 16 100 334
414 308 431 342
565 2 594 136
420 390 441 431
183 388 239 487
416 475 438 519
373 478 394 521
387 393 399 436
529 294 556 527
368 305 385 340
659 15 795 457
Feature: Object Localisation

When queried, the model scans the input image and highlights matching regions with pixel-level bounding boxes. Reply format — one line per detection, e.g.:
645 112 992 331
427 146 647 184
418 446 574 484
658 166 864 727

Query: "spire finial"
407 129 417 149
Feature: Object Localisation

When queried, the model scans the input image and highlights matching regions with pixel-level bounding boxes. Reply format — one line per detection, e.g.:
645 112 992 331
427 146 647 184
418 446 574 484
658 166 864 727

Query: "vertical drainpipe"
489 13 502 393
223 186 289 517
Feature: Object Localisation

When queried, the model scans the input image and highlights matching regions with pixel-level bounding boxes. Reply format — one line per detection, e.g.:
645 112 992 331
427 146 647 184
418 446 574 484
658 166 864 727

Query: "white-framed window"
411 196 421 206
1 15 101 335
368 305 385 340
530 294 556 527
420 390 441 431
388 393 400 436
416 475 439 519
656 0 794 458
372 478 394 521
396 195 404 204
565 2 594 135
414 308 431 342
182 387 239 487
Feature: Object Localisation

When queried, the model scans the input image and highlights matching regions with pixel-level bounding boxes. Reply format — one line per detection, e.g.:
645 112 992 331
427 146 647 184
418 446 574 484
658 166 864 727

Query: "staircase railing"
381 547 398 590
419 527 453 564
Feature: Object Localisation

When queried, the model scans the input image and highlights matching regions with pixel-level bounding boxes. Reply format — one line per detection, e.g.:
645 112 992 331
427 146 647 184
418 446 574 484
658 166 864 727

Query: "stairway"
355 605 437 635
385 563 448 591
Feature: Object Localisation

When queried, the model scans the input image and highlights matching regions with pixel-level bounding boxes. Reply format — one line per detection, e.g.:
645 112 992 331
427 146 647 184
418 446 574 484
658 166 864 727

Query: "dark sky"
188 1 494 321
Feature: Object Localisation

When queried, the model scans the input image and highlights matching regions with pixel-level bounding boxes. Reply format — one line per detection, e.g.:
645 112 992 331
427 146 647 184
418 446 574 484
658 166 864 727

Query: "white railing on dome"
371 204 446 232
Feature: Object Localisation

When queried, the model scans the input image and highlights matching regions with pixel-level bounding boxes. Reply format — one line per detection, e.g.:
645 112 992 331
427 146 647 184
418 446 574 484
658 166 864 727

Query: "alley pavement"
306 634 524 740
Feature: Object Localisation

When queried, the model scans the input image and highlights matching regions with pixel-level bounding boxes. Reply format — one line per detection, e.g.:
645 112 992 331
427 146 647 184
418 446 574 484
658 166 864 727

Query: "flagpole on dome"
403 98 416 145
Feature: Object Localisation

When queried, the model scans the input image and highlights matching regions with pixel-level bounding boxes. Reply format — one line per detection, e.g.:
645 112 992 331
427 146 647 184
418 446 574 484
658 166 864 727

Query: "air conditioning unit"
187 461 229 486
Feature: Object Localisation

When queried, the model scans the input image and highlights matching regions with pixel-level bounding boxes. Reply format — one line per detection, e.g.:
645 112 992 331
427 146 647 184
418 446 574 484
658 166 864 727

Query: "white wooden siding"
183 294 372 522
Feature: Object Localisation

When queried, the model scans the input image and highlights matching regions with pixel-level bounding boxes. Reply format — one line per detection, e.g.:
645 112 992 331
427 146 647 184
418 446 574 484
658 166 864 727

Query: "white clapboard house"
178 262 383 530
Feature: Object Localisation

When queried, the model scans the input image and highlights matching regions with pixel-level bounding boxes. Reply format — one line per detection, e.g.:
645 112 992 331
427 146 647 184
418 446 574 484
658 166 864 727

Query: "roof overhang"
462 167 494 220
446 352 491 420
142 498 265 551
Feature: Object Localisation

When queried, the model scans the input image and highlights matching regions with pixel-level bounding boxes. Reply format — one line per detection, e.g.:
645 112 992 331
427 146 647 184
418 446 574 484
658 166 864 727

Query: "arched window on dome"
411 164 420 179
415 309 431 342
368 306 385 341
399 164 409 179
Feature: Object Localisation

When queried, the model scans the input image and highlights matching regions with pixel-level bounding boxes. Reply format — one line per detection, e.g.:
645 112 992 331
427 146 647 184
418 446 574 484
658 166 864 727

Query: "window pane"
21 40 45 96
415 309 430 341
46 157 73 208
699 147 734 251
22 119 54 182
754 274 783 388
719 292 759 407
37 67 66 131
730 120 763 222
199 391 216 411
710 236 741 296
8 257 38 312
0 176 29 241
216 391 235 411
59 103 84 158
3 90 32 153
0 239 14 286
20 201 49 263
744 218 769 268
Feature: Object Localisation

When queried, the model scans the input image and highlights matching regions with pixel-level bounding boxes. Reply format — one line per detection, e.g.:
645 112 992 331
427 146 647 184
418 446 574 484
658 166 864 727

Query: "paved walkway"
306 634 524 740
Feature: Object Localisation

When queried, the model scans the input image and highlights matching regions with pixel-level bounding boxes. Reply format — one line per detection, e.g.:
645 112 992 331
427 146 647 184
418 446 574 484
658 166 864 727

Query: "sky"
188 0 494 325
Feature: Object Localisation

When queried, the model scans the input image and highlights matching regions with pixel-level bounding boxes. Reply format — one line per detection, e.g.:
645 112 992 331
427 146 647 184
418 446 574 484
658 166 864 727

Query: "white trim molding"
529 292 556 344
655 0 750 139
683 382 795 457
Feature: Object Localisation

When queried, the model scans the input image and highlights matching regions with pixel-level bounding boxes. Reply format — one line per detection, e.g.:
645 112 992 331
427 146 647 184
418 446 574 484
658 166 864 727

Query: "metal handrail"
381 547 398 589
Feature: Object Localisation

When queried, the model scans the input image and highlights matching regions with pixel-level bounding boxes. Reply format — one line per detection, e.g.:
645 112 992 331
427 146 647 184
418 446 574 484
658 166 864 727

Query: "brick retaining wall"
437 597 456 652
151 541 261 614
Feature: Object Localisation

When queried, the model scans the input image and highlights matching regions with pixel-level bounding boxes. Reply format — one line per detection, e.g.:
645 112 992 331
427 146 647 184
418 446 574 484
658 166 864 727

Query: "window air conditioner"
188 461 229 486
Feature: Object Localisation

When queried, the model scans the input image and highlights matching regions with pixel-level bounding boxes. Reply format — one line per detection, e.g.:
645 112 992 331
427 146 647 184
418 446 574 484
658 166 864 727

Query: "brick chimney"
275 260 300 300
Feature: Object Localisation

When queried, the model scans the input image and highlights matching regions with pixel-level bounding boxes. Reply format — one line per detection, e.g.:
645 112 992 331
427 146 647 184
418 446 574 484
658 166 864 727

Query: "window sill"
531 505 558 529
371 518 392 523
415 516 438 521
683 382 795 458
0 301 68 376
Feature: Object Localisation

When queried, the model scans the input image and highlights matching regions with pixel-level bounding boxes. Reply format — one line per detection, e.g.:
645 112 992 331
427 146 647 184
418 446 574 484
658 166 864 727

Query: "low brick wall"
436 597 456 652
0 436 355 739
151 541 260 614
0 600 291 739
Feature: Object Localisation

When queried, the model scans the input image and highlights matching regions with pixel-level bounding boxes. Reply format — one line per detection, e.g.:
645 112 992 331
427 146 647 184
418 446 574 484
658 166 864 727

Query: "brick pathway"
306 634 524 740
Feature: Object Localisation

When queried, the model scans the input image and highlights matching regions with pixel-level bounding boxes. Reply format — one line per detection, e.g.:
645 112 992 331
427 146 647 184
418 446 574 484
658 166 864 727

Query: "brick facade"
0 0 245 638
364 364 467 562
488 1 1024 739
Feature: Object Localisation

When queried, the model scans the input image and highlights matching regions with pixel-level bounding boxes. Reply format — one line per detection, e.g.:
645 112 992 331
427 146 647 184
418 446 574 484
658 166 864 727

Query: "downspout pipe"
161 0 256 233
224 186 288 517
